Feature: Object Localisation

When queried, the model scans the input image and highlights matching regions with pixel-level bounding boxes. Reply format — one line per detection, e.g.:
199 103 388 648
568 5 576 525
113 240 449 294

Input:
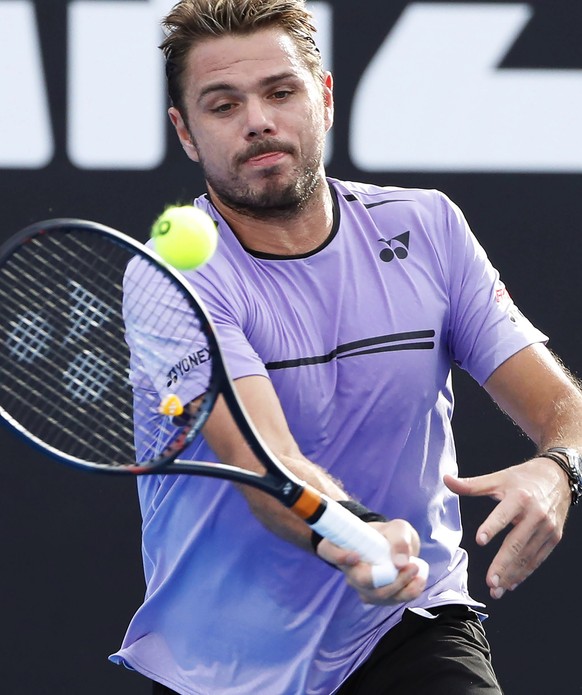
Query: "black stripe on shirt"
343 194 414 209
265 330 436 371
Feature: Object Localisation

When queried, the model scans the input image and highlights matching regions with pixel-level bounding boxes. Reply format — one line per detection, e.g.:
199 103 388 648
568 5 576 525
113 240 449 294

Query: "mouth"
245 151 289 167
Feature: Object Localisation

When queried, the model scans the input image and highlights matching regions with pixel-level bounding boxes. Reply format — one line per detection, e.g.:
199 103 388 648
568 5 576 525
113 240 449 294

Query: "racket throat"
288 485 327 523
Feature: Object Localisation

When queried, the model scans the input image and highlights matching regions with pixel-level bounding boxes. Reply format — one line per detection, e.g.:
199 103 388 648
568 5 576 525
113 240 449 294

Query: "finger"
503 536 558 594
474 494 525 546
389 568 429 602
486 522 558 597
443 472 501 499
342 556 427 599
350 563 426 604
316 538 360 567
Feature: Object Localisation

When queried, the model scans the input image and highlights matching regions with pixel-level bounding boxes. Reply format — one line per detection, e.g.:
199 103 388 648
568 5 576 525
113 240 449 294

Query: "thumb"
443 472 497 498
443 473 469 494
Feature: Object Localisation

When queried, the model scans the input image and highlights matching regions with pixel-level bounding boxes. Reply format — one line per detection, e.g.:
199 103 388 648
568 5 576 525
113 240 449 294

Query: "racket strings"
1 270 127 428
0 224 216 470
0 233 135 464
122 252 215 465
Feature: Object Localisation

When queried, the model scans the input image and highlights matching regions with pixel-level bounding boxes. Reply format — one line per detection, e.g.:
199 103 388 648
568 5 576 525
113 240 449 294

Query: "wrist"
538 447 582 506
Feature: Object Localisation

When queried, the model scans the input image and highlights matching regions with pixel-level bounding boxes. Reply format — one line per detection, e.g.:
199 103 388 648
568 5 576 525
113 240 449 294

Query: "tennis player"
110 1 582 693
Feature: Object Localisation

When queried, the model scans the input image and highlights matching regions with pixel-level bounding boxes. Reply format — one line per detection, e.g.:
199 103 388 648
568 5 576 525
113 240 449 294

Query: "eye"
271 90 293 101
212 102 234 114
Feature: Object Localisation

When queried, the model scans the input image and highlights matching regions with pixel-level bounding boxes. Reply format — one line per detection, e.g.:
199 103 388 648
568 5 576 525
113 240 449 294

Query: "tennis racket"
0 218 428 587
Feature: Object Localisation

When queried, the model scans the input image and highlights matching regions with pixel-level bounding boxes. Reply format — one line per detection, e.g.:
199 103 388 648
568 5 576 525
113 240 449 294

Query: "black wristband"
338 500 388 524
310 499 388 553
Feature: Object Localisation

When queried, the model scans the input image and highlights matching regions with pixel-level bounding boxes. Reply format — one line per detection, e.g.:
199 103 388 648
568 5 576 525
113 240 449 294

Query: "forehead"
183 28 311 97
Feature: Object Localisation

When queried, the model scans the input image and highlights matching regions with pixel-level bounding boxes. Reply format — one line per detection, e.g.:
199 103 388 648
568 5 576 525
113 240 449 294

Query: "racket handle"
309 497 429 588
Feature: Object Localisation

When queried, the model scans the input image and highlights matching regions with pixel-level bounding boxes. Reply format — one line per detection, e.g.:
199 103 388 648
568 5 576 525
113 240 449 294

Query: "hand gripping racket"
0 219 428 587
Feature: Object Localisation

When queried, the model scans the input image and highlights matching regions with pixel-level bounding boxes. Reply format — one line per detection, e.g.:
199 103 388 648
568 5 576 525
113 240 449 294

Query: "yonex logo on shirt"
166 348 211 387
378 231 410 263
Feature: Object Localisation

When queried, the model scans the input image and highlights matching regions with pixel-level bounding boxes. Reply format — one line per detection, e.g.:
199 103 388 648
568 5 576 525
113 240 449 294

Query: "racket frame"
0 219 306 504
0 218 430 585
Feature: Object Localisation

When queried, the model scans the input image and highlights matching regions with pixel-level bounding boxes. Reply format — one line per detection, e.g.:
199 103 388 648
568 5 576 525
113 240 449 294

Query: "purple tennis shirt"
111 179 546 694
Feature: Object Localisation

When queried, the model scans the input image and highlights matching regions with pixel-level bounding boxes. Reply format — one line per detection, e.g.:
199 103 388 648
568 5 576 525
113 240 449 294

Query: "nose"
244 97 276 139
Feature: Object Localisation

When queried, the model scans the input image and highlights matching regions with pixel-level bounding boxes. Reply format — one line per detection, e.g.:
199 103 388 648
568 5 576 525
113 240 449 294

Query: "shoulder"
328 178 467 241
328 178 456 219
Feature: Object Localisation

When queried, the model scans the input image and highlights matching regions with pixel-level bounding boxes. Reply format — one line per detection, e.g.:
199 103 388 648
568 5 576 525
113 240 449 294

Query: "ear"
322 72 334 132
168 107 199 162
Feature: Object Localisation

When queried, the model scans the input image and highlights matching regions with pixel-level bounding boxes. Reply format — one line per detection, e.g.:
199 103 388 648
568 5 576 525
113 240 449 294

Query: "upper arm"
483 343 582 446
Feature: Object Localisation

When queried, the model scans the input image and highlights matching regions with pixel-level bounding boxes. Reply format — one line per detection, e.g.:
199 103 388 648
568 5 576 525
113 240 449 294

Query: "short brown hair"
160 0 323 114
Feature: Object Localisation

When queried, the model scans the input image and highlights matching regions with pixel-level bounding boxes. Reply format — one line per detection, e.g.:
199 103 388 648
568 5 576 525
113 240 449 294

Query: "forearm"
534 376 582 452
238 454 349 550
485 344 582 451
200 376 350 550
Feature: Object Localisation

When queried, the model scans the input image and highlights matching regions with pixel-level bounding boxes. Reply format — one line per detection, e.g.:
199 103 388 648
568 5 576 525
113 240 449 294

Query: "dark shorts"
152 604 503 695
336 605 503 695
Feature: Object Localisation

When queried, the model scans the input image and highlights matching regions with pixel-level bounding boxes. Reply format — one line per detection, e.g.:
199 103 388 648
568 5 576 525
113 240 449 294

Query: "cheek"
195 139 230 173
304 105 329 145
306 96 330 131
194 120 234 159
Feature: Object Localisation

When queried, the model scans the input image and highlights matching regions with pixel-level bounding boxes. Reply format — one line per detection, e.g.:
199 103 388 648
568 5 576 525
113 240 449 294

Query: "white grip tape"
370 557 429 587
371 562 398 587
310 498 429 588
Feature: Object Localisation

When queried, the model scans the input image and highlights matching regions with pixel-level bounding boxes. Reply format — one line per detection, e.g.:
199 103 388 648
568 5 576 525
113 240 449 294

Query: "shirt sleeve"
441 192 548 385
123 254 214 405
182 255 270 385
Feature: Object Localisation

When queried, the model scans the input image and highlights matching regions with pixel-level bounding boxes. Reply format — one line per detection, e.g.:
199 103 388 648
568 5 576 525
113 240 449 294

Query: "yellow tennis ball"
151 205 218 270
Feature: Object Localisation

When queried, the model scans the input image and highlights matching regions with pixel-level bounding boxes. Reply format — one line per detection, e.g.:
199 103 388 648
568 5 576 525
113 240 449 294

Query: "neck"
207 178 334 256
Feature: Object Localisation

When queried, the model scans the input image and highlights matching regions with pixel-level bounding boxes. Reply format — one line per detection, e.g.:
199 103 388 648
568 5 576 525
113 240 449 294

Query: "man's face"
169 28 333 218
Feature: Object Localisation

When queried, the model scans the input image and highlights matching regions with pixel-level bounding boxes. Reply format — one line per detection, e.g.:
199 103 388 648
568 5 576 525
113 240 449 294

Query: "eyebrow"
197 71 300 103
